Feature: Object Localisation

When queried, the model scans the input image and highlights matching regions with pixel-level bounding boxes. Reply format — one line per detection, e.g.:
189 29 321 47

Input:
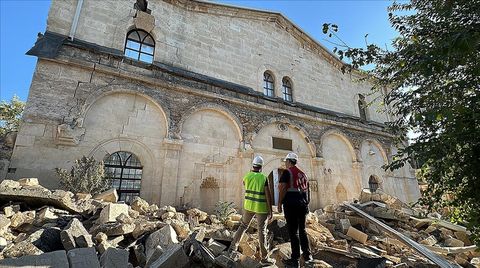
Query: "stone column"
160 138 183 206
352 161 364 198
311 157 325 209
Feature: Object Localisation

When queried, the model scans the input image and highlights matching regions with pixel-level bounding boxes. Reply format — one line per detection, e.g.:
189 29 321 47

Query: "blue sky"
0 0 397 102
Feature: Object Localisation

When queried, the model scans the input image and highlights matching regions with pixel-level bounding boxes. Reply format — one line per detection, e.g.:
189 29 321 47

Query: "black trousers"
283 202 310 260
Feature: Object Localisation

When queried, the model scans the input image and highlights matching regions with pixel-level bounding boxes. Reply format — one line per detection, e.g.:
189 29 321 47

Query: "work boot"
302 253 313 263
282 258 299 268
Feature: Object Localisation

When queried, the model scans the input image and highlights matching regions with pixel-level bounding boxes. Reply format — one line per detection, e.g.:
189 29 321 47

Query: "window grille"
263 72 275 97
124 29 155 63
282 77 293 102
104 151 143 203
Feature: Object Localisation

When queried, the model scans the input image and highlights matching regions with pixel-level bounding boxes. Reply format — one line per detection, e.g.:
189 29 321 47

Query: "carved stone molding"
54 124 85 146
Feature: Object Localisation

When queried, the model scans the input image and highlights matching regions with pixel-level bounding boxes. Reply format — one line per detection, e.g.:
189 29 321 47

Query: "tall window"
282 77 293 102
368 175 380 193
124 29 155 63
358 94 367 121
263 72 275 97
104 151 143 203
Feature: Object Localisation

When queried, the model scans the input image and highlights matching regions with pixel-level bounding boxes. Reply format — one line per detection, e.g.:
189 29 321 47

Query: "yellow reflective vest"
243 171 268 214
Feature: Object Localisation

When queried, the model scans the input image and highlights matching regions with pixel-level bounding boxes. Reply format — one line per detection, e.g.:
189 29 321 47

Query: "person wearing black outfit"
277 152 313 267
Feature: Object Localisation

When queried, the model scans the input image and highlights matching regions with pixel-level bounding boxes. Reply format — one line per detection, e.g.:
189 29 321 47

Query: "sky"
0 0 398 103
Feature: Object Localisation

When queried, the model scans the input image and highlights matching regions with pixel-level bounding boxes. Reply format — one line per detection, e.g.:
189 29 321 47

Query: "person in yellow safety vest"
229 155 275 266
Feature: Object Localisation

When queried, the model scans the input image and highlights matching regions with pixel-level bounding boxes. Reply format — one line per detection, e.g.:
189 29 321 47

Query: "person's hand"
277 204 282 213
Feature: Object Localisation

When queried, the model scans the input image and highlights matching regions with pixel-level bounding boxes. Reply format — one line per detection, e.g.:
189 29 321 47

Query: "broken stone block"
116 213 134 224
107 235 124 247
95 232 108 243
67 247 100 268
147 243 189 268
0 214 11 234
444 237 464 247
97 241 111 255
133 244 147 267
470 257 480 266
239 254 261 268
339 218 351 233
0 237 7 251
132 219 163 238
238 239 256 256
207 238 227 256
18 178 39 187
455 254 469 267
419 235 437 246
329 239 348 250
3 204 20 217
425 225 437 233
75 193 92 200
145 246 164 267
94 189 118 203
38 207 58 222
194 227 206 242
346 226 368 244
128 208 140 219
145 224 179 260
10 211 35 229
187 208 208 222
161 211 176 221
454 231 472 246
60 218 94 250
94 222 135 236
3 240 43 258
171 219 191 240
98 203 129 224
0 179 21 189
131 197 149 214
0 250 68 268
100 248 129 268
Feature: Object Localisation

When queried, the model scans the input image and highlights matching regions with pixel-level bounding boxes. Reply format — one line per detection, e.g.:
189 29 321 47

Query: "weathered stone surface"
132 219 163 238
131 197 149 214
346 226 368 244
10 211 35 229
214 254 236 268
187 208 208 222
100 247 129 268
38 207 58 222
145 224 178 260
60 218 94 250
147 244 189 268
116 213 134 224
133 244 147 267
93 222 135 236
67 247 101 268
3 204 20 217
18 178 39 187
93 189 118 203
0 180 21 189
419 235 437 246
0 215 10 234
0 250 68 268
339 218 351 233
76 193 92 200
444 237 464 247
95 232 108 243
171 219 191 240
98 203 129 224
3 240 43 258
0 237 7 250
145 246 164 267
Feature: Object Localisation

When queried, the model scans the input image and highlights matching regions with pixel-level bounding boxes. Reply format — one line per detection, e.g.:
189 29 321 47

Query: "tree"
55 156 111 195
0 95 25 136
323 0 480 245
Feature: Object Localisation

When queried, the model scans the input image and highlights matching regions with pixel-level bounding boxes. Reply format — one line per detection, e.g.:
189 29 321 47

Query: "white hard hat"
252 156 264 167
284 152 299 161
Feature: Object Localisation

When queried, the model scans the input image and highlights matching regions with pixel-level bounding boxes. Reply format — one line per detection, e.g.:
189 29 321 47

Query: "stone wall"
8 40 420 211
46 0 387 123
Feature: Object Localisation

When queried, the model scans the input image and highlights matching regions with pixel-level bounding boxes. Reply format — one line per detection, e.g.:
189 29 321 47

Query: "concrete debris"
0 180 476 268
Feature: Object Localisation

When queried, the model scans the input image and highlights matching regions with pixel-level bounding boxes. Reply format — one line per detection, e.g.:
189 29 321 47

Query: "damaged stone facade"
7 0 420 212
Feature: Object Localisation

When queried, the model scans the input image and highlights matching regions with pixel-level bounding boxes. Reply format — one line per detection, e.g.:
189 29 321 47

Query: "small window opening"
282 77 293 102
124 29 155 63
358 94 367 121
263 72 275 97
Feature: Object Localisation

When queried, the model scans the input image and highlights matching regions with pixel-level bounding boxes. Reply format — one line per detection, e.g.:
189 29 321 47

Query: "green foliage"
323 0 480 246
214 201 237 224
55 156 111 195
0 95 25 136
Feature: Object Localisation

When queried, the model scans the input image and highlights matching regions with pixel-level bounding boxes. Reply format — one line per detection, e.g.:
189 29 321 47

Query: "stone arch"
82 87 170 137
251 118 316 157
88 138 158 202
320 129 357 162
179 104 244 143
177 107 243 211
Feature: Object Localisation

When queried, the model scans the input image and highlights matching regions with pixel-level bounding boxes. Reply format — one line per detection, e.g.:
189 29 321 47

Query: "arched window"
104 151 143 203
124 29 155 63
358 94 367 121
282 77 293 102
368 175 380 193
263 72 275 97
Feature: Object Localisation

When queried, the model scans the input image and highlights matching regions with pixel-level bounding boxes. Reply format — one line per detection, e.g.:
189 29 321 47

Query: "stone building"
6 0 420 212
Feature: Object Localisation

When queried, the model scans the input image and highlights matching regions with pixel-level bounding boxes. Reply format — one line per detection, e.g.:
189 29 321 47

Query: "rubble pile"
0 179 478 268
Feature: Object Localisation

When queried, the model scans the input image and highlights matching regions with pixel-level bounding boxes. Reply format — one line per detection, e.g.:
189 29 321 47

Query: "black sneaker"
282 258 299 268
303 254 314 262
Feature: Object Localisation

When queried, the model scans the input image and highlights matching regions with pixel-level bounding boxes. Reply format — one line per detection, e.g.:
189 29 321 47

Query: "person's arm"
277 182 287 213
264 185 273 220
